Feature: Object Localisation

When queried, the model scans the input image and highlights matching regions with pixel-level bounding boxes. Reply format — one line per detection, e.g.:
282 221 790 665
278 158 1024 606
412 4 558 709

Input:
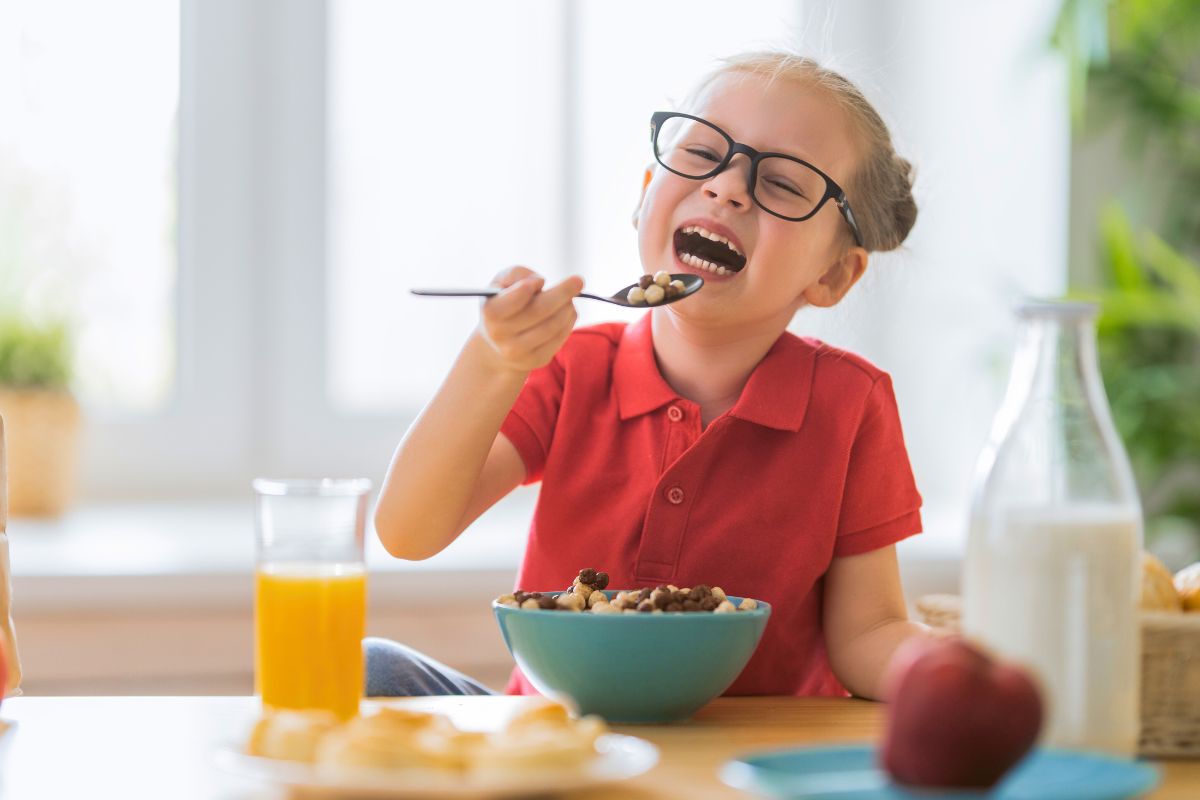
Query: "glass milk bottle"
963 301 1141 755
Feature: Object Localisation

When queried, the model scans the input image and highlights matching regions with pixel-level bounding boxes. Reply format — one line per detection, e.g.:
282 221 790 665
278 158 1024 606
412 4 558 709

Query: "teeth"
680 251 735 276
681 225 744 258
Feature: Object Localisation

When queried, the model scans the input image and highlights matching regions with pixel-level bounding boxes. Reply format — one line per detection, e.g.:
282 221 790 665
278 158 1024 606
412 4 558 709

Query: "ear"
803 246 868 307
631 166 654 230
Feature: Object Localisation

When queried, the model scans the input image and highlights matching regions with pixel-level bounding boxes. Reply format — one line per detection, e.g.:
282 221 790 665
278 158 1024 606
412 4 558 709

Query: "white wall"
788 0 1070 537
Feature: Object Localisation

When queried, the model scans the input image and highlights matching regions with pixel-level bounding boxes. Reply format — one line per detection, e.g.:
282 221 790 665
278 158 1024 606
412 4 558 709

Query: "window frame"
78 0 403 499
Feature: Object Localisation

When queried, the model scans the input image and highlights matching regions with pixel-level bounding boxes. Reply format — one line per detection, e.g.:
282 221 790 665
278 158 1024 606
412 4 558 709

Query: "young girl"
370 50 928 700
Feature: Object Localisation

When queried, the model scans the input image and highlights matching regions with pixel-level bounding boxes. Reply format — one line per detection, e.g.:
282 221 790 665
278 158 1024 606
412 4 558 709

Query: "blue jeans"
363 637 498 697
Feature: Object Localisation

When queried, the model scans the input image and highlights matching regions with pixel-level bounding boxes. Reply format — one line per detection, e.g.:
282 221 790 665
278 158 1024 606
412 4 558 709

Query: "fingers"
519 275 583 330
491 265 537 289
483 273 582 333
500 298 578 358
478 269 584 372
484 274 545 323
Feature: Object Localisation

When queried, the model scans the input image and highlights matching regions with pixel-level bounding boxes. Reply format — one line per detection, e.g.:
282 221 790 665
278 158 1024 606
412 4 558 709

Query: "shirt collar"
614 313 815 432
614 313 678 420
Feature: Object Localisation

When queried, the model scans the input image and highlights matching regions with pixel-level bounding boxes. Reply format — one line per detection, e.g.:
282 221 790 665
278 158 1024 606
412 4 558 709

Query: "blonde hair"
684 51 917 253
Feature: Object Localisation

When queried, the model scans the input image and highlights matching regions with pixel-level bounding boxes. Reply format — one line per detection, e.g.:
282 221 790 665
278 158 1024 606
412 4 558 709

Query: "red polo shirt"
499 313 922 697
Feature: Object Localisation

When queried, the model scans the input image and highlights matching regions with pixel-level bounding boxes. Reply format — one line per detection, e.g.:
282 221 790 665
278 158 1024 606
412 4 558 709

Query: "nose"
700 154 751 211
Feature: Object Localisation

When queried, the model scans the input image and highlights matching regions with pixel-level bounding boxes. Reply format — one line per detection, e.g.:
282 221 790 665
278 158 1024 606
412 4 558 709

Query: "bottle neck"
1016 314 1102 412
991 306 1139 508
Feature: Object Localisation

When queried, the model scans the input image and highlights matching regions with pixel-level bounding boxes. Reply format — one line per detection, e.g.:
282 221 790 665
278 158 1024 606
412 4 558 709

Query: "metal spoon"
411 273 704 308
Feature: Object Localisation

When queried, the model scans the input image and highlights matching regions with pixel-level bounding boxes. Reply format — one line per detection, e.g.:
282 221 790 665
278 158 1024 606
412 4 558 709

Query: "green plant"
1094 208 1200 523
1055 0 1200 561
0 317 73 390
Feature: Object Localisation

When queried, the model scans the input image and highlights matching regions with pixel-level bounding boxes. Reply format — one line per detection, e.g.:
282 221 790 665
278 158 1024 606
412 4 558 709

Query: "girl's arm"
374 268 582 560
822 545 935 699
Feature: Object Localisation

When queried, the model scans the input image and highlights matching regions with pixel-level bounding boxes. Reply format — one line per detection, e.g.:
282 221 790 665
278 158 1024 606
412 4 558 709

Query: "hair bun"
888 154 918 249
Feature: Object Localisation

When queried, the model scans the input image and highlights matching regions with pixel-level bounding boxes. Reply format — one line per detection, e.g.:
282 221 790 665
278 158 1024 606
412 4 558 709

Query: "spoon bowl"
412 273 703 308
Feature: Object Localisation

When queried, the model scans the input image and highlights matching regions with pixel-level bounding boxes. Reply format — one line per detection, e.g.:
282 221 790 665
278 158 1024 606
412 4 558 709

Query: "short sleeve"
499 355 566 485
834 373 923 557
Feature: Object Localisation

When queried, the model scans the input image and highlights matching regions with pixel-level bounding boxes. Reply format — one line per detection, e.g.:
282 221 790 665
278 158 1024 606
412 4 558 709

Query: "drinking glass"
253 478 370 720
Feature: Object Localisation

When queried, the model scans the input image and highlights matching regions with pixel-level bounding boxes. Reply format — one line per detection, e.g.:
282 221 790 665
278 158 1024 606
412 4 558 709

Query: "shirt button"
667 405 684 422
666 486 685 505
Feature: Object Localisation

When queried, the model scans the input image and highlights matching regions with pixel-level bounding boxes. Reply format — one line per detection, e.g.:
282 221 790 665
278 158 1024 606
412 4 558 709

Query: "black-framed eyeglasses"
650 111 865 248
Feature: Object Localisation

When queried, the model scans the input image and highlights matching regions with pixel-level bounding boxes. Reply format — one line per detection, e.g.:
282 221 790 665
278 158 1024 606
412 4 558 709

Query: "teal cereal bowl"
492 591 770 723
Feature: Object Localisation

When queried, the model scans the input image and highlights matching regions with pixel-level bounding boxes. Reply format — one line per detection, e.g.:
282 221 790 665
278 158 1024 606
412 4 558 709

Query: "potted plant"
0 316 80 516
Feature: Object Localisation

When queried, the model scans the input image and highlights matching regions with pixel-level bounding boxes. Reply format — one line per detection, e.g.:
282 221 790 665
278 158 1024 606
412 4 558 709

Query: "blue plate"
720 744 1160 800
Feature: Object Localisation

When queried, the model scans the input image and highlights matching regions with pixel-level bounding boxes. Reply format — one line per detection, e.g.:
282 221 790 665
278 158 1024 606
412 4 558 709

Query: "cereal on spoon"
625 271 687 306
495 567 761 614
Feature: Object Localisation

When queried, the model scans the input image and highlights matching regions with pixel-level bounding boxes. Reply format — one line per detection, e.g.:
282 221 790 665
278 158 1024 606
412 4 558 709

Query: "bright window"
327 0 800 413
0 0 178 412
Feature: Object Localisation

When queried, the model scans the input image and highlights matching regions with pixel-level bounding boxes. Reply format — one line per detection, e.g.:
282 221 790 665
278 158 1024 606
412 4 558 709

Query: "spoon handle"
410 288 502 298
411 288 613 302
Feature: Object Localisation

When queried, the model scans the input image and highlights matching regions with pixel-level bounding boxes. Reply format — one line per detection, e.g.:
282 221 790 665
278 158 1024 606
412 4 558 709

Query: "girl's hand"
477 266 583 373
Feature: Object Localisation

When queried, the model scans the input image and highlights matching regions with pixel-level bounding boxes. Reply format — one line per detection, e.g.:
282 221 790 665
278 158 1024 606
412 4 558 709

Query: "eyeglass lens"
654 115 826 220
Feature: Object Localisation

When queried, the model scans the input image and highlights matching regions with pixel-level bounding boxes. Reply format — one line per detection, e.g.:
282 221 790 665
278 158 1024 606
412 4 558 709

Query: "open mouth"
673 225 747 275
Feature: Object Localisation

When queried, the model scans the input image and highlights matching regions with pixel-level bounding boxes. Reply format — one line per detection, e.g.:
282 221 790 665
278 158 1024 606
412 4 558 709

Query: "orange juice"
255 562 366 720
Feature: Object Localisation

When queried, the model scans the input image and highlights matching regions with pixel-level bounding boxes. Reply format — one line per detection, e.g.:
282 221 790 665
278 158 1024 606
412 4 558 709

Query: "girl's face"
636 72 865 332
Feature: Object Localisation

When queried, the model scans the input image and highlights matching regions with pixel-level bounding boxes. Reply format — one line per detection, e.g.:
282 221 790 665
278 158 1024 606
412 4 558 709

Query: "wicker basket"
915 594 1200 759
1139 612 1200 757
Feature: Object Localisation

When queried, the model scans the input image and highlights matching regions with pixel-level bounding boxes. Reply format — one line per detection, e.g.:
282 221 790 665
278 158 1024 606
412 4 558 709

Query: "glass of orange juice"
252 477 370 721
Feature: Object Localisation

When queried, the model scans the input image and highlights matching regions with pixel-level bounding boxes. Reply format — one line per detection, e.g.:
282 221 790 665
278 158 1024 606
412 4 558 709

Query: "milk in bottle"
963 301 1141 755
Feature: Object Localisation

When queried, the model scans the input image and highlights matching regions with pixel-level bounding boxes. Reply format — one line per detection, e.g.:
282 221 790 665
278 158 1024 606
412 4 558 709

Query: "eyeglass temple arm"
835 196 866 248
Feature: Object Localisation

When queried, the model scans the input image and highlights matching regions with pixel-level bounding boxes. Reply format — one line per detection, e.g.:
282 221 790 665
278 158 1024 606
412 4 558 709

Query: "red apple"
880 636 1043 789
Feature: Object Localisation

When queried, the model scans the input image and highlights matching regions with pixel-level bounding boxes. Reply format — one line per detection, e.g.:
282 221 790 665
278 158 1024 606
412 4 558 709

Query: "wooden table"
1 696 1196 799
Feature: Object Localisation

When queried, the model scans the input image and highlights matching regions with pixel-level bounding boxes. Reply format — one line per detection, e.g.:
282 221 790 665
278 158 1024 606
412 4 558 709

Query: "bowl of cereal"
493 569 770 723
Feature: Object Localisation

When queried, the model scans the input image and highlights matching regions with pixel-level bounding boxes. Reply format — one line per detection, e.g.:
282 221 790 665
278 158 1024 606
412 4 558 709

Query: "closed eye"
684 146 722 163
765 177 805 198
